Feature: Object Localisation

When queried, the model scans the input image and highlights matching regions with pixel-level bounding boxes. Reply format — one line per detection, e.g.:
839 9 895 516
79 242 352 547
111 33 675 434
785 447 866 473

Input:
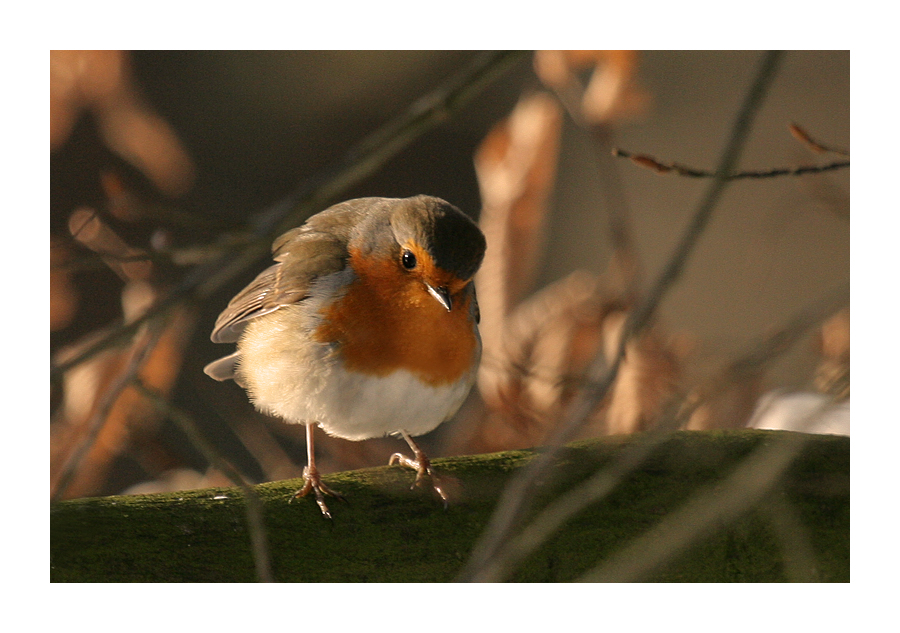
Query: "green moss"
50 430 849 582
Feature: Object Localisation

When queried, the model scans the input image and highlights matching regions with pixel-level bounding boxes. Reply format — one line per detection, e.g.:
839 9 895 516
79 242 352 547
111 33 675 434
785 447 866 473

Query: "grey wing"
209 232 349 344
203 351 245 385
210 196 394 343
208 262 288 344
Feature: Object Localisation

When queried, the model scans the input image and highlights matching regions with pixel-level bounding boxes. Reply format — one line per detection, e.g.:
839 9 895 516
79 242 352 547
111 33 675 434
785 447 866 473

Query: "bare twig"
614 120 849 180
789 122 850 156
576 395 839 582
612 148 849 179
458 51 785 583
590 127 642 297
52 238 249 272
133 379 274 583
614 50 783 355
51 316 168 502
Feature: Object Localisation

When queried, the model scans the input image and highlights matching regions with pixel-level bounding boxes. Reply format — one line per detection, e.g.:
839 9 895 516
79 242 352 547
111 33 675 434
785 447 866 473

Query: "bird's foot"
290 465 345 519
389 449 449 508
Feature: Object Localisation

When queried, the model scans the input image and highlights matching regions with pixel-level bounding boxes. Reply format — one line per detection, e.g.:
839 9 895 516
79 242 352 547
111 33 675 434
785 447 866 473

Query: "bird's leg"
389 431 449 508
290 423 344 519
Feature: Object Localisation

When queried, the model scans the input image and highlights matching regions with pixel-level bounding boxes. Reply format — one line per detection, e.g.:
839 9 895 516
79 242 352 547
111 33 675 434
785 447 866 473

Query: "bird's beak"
425 283 452 311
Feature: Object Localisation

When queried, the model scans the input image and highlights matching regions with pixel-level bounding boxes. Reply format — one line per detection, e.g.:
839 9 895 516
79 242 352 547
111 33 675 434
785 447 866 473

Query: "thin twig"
457 51 785 583
52 240 249 271
50 242 268 381
50 51 527 383
575 395 841 582
789 122 850 156
612 148 849 179
614 117 850 182
133 379 274 583
615 50 783 357
590 127 642 297
266 51 530 237
51 316 167 502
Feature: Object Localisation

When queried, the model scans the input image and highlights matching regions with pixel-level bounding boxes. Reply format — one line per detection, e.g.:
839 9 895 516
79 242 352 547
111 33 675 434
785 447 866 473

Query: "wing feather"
207 197 391 344
209 233 347 343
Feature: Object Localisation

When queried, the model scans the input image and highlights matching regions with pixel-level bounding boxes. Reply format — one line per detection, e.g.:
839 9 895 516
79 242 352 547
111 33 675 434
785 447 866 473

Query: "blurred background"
50 50 849 501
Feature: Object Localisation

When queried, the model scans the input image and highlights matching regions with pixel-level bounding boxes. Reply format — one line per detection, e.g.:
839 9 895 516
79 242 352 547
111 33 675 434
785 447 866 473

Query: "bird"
204 195 486 518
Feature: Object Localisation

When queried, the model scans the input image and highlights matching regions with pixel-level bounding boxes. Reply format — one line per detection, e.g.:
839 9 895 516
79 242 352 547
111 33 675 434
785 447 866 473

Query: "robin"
204 195 486 518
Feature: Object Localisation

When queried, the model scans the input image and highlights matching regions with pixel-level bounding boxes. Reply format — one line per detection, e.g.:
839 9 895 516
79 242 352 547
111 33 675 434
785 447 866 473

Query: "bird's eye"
401 249 417 270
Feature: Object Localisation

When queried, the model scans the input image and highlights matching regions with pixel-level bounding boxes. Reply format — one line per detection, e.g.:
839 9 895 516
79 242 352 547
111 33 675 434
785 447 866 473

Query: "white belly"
311 363 476 441
236 298 478 441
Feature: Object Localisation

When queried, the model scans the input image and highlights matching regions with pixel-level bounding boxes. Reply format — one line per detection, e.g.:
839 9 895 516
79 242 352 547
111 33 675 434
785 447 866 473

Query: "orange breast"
313 248 478 386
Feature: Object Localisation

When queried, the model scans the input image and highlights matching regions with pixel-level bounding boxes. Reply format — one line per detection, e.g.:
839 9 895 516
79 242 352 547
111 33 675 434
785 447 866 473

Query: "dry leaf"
50 50 195 196
51 302 195 499
815 308 849 399
68 207 153 282
474 92 563 416
534 50 648 125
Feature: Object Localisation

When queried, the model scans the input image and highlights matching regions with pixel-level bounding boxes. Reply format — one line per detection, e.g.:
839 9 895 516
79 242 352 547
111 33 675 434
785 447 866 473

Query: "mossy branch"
51 430 849 583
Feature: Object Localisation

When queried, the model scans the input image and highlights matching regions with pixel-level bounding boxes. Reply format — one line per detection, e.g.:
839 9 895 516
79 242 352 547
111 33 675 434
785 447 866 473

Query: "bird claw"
290 465 345 519
389 451 449 509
